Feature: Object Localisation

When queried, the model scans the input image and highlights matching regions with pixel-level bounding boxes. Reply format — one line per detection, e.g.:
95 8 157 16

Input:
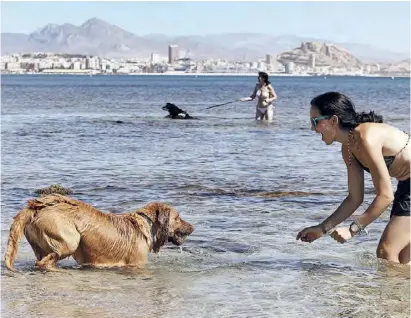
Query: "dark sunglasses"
310 115 331 127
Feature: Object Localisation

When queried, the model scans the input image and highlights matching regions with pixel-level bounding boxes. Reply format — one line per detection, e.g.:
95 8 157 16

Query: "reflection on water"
1 75 410 317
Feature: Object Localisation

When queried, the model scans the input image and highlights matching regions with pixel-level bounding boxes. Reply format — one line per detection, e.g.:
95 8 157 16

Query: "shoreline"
1 71 409 78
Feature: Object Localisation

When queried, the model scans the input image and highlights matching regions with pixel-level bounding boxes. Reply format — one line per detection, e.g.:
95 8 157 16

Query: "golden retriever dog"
4 194 194 271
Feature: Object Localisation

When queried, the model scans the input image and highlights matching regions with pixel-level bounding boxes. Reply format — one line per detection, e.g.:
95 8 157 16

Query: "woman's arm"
354 134 394 228
328 132 394 243
241 84 258 101
320 145 365 232
266 85 278 103
296 145 364 242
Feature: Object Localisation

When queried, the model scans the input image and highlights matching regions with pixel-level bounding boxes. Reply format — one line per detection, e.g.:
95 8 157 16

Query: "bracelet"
357 220 368 235
349 219 369 236
354 219 364 231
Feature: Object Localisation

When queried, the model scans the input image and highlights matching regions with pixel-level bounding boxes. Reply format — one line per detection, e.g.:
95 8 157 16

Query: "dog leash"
203 100 240 110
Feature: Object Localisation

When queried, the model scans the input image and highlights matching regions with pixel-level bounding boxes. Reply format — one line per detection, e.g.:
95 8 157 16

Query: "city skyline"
2 51 399 77
1 1 410 53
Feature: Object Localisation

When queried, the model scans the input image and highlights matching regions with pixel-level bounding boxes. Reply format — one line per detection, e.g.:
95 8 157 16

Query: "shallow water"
1 75 410 317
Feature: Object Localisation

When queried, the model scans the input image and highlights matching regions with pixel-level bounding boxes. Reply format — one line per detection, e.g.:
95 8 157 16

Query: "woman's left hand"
296 225 324 243
329 227 353 243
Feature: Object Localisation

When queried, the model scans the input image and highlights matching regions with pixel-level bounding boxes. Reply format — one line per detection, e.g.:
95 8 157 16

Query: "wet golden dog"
4 194 194 271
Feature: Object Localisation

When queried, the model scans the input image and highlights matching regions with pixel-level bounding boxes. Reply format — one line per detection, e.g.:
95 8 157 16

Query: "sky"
1 1 410 52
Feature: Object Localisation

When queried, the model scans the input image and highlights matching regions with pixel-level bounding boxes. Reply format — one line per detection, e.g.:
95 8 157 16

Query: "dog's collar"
137 212 153 227
137 212 156 248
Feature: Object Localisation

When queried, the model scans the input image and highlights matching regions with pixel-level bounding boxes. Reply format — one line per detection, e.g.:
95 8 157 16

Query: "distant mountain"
278 41 363 67
332 42 409 63
1 17 409 62
2 18 168 58
379 58 410 75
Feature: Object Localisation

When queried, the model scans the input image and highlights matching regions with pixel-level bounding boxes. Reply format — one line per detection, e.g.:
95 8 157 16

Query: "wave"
177 184 328 198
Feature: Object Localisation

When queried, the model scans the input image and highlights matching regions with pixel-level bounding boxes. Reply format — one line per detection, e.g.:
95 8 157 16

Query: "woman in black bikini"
296 92 410 265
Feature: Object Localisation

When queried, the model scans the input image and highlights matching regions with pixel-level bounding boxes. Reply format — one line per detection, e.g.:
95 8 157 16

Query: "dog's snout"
185 222 194 235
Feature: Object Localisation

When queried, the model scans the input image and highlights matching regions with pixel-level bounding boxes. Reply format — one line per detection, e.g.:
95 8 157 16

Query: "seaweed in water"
34 184 73 196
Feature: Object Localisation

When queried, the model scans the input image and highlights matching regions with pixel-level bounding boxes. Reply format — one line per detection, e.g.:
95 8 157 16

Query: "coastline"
1 71 409 78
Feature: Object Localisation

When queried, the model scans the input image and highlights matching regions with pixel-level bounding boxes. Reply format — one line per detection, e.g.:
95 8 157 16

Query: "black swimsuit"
355 155 396 173
353 135 410 218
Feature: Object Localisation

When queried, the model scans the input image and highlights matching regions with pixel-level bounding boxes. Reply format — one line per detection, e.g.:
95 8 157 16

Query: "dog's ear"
156 208 169 225
152 204 170 253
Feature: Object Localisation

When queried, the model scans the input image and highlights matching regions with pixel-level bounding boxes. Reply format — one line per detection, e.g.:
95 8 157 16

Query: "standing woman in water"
241 72 277 121
296 92 410 265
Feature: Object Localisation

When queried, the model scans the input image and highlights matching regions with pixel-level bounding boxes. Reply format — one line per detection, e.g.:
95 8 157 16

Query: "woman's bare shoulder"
355 123 402 148
358 122 401 135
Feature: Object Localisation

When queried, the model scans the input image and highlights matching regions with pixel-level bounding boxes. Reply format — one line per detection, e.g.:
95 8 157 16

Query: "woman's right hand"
296 225 324 243
240 97 251 102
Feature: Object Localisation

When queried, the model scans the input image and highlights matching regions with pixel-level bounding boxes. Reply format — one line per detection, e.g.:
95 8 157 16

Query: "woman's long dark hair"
311 92 383 129
258 72 271 85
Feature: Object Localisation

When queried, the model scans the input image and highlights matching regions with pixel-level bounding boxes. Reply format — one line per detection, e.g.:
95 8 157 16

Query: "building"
86 57 97 69
365 65 372 73
265 54 272 65
72 61 81 70
285 61 295 74
375 64 380 72
168 45 179 64
5 62 21 70
309 53 316 69
151 53 160 64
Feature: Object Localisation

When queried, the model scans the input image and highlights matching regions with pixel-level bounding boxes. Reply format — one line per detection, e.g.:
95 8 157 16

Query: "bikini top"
354 133 410 173
354 155 395 173
256 86 270 98
256 84 272 107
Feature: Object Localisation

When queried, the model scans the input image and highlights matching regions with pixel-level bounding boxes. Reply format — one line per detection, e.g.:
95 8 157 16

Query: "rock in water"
35 184 73 196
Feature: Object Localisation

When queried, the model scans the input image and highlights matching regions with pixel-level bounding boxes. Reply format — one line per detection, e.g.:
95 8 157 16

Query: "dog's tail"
4 207 36 271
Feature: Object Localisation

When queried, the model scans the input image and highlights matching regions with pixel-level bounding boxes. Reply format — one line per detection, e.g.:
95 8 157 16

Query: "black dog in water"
162 103 197 119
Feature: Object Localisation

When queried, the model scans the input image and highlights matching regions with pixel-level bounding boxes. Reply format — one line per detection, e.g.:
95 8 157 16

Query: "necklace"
347 129 353 168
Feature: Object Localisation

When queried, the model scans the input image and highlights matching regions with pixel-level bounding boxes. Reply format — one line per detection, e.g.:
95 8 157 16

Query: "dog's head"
142 202 194 253
162 103 184 116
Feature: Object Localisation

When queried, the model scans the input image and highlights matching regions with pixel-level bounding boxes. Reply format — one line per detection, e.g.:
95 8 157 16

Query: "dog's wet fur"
4 195 194 271
162 103 198 119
